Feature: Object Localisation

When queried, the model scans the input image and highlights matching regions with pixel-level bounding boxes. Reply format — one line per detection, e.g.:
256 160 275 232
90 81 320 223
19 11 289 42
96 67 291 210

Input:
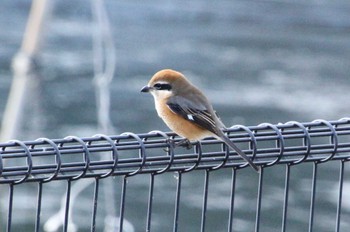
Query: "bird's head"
141 69 192 99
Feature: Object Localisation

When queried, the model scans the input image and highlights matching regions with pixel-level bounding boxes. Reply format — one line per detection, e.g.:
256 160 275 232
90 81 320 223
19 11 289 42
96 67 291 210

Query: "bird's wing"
167 95 260 173
166 95 219 135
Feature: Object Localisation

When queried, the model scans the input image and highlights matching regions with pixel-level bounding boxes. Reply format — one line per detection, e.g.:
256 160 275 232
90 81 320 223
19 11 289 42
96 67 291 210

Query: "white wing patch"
187 114 194 121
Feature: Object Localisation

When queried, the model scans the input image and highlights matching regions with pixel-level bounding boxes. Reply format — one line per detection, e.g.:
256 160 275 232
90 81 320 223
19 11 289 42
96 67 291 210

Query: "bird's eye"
153 83 172 90
153 83 162 89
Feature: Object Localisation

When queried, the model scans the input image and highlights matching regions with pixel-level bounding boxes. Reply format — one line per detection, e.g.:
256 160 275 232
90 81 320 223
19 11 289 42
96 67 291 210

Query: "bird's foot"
175 139 193 149
163 138 194 152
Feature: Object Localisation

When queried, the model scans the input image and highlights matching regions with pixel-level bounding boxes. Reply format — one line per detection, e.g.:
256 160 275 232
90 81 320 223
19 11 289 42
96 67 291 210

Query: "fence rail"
1 118 350 231
1 118 350 184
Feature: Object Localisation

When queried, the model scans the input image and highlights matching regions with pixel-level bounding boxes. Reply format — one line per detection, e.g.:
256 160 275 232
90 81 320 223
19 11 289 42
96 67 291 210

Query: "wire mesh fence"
0 118 350 231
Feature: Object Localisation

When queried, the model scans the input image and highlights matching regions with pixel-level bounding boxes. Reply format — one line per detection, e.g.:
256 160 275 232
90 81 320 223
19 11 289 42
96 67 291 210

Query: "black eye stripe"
154 83 172 90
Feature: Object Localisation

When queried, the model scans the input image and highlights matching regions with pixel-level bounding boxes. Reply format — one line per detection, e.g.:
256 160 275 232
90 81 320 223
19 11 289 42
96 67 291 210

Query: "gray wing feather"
167 95 223 135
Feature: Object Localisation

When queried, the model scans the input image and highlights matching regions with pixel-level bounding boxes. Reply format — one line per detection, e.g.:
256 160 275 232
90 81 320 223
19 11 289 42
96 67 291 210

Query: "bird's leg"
163 138 177 152
175 139 193 149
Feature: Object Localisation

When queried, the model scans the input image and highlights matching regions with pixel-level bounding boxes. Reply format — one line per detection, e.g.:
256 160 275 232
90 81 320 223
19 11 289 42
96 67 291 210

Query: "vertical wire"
63 180 72 232
335 161 344 232
91 0 116 134
173 172 182 232
255 168 264 232
35 182 43 232
91 178 100 232
201 170 210 232
119 177 128 232
91 1 118 230
146 174 155 232
308 163 317 232
228 168 237 232
7 184 14 232
281 165 290 232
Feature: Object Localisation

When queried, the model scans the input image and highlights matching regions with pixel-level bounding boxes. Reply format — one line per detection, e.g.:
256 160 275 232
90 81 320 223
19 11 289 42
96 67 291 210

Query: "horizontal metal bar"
0 118 350 184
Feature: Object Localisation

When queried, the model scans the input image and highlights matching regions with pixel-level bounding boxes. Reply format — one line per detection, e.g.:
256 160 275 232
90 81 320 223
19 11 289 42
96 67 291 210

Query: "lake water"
0 0 350 231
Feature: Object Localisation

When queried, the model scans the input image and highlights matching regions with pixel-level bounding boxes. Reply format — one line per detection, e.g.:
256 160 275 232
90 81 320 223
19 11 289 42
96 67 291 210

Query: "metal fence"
0 118 350 232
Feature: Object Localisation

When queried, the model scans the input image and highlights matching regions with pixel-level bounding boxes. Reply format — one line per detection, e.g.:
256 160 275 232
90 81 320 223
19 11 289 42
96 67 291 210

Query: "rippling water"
1 0 350 231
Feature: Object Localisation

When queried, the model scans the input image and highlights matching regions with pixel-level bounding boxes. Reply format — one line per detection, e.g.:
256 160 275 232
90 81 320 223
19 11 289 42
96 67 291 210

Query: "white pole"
0 0 49 141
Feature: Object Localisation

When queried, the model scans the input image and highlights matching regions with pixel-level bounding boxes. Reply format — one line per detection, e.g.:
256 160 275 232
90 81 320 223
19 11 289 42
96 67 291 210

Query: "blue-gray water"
0 0 350 231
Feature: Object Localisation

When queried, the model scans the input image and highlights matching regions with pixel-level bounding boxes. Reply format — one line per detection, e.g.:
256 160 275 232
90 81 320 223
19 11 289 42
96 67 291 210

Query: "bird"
141 69 260 173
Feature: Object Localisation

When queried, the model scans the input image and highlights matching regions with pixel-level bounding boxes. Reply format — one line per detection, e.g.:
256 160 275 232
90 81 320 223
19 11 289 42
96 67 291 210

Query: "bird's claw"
163 138 193 151
175 139 193 149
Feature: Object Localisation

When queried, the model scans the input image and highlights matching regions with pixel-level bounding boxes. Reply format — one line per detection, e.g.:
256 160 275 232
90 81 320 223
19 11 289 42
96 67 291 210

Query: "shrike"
141 69 259 172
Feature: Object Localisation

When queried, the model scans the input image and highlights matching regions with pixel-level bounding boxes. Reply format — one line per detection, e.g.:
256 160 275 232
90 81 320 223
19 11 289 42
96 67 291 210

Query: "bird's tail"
216 132 260 173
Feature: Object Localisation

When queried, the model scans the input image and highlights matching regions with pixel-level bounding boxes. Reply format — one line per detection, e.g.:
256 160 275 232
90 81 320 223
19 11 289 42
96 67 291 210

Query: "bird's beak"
141 85 151 93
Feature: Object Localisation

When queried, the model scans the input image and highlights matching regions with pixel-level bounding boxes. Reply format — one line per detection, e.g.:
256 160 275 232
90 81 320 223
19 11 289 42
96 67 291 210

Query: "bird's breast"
154 99 213 141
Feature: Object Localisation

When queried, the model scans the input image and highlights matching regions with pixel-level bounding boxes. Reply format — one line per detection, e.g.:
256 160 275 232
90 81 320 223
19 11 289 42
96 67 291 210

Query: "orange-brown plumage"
155 95 212 141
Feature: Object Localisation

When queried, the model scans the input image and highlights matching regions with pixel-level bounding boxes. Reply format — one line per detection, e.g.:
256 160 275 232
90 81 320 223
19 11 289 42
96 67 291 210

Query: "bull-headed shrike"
141 69 259 173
